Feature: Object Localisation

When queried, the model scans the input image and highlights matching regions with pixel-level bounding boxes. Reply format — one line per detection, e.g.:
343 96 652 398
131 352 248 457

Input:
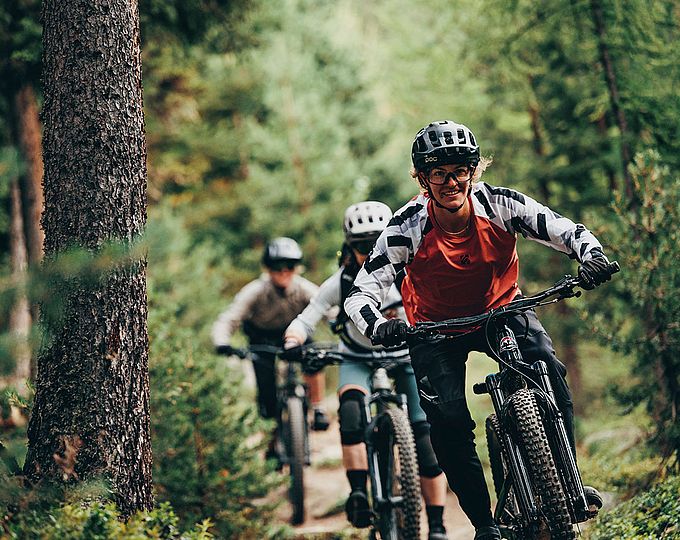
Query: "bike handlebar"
405 261 620 338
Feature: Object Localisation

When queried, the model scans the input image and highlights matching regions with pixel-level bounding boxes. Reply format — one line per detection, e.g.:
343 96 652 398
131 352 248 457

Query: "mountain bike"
229 344 310 525
401 262 619 540
286 345 422 540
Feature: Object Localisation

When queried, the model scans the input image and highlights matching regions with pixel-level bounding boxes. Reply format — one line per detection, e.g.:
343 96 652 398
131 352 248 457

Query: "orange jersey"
401 199 519 324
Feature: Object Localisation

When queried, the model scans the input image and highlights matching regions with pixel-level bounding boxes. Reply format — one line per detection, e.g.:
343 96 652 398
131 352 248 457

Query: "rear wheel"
508 389 574 540
372 407 421 540
283 396 306 525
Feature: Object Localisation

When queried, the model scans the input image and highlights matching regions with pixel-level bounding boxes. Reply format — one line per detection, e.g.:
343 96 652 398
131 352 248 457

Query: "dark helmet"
411 120 480 173
262 237 303 268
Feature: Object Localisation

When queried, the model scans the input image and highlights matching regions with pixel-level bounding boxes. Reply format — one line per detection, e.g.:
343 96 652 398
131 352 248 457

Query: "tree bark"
24 0 153 515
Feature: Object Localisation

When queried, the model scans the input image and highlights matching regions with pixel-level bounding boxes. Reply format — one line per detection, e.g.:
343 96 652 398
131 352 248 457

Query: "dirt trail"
272 398 475 539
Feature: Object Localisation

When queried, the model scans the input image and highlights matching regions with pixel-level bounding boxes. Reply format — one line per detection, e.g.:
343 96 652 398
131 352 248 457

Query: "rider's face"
422 164 473 210
268 267 296 288
353 249 368 266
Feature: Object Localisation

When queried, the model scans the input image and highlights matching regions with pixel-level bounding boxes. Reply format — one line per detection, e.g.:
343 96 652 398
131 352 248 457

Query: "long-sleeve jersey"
285 267 406 352
212 273 319 346
344 182 605 337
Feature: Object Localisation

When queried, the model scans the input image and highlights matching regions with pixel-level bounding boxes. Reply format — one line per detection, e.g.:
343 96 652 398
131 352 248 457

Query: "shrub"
585 475 680 539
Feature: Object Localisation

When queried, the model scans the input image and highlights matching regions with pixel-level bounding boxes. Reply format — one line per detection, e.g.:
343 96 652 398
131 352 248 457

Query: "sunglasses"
268 261 297 272
427 166 474 185
350 239 376 255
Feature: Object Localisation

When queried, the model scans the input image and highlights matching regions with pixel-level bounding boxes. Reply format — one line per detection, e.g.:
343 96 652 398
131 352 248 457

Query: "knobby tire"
508 389 574 540
374 407 421 540
285 396 306 525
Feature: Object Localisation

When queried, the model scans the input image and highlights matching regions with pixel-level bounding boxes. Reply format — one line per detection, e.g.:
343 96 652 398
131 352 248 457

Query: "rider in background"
212 237 330 452
285 202 450 540
343 121 616 540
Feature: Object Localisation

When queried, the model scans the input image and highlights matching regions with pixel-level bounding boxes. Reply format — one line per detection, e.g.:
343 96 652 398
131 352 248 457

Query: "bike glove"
578 256 613 290
371 319 409 347
215 344 245 358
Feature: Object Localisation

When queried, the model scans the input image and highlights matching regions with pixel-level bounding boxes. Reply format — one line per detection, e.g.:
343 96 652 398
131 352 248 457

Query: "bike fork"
531 361 590 522
486 373 539 525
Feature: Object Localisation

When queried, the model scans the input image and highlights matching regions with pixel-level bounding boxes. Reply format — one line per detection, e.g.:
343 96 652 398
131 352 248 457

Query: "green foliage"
3 498 214 539
147 209 283 538
585 475 680 539
586 151 680 462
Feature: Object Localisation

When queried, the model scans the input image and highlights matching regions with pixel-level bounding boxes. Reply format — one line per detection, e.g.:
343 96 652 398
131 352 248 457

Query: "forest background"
0 0 678 538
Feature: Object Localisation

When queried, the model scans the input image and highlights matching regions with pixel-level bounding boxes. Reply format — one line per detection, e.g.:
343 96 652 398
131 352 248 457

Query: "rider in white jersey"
285 202 449 540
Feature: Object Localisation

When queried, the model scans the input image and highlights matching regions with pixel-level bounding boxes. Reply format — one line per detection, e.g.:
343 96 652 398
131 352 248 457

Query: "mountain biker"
212 237 330 445
284 201 450 540
343 121 616 540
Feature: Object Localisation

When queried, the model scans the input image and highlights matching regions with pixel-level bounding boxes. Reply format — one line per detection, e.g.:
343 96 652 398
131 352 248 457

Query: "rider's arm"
476 182 605 262
344 200 423 338
211 278 265 347
285 270 342 345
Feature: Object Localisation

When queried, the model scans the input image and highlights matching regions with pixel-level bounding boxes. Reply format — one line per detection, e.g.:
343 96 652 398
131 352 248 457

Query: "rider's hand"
371 319 409 347
578 256 613 290
283 337 301 350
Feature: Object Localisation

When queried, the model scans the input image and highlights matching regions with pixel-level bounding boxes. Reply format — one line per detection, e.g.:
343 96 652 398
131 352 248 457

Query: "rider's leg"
395 366 449 538
338 378 371 528
410 339 498 532
304 372 330 430
250 349 280 464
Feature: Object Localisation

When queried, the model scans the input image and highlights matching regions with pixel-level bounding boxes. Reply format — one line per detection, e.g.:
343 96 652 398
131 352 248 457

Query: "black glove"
578 256 613 290
215 344 245 358
371 319 409 347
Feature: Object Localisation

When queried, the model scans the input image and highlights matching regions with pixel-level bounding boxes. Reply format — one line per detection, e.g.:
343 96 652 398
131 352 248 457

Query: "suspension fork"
531 361 589 522
487 324 539 523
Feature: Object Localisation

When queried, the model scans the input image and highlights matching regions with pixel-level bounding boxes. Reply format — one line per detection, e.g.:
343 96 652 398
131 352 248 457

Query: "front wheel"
372 407 421 540
507 389 574 540
282 396 306 525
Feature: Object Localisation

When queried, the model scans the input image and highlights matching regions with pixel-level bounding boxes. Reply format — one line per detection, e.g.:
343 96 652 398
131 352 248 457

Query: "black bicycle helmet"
262 237 303 267
411 120 480 173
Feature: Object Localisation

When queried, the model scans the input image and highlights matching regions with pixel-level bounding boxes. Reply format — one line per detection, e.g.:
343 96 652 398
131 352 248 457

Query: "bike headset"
411 120 481 214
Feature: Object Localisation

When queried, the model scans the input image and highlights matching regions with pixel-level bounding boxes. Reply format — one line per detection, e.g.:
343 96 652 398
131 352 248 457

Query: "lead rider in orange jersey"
344 120 615 540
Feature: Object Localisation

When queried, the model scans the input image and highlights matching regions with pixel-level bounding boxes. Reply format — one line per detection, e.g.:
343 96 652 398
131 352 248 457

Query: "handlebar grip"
473 382 488 395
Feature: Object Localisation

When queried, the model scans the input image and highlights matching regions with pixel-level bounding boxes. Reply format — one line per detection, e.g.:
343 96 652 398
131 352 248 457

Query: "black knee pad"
411 421 442 478
339 389 366 445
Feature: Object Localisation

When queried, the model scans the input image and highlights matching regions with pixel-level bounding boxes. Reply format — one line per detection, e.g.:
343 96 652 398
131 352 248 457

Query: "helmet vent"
428 130 441 147
443 131 453 144
457 129 466 144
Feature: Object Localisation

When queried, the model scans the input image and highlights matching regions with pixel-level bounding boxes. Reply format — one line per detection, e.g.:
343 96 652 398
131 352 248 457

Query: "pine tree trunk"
589 0 634 201
14 84 45 382
6 180 32 388
24 0 153 515
14 84 45 267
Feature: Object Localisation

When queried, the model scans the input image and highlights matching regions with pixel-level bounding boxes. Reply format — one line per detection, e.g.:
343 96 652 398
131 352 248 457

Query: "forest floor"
268 395 474 539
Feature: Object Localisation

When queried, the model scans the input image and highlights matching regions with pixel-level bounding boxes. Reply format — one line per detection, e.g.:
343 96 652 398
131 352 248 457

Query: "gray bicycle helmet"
411 120 480 173
262 237 303 267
